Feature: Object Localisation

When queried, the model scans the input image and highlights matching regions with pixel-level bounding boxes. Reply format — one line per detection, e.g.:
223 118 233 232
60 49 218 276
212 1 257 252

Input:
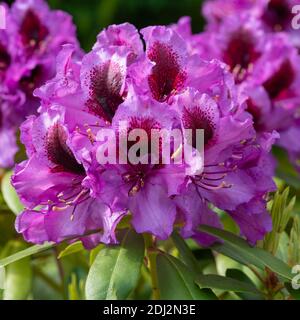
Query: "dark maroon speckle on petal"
46 123 84 174
246 98 264 131
20 9 49 52
148 42 186 102
127 116 161 159
182 106 215 147
263 60 295 100
19 65 44 96
86 61 124 122
0 42 11 73
223 30 260 82
262 0 292 31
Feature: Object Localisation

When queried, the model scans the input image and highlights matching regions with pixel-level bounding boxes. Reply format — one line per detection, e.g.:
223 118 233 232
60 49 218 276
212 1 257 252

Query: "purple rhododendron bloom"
203 0 299 40
12 22 277 248
0 0 80 168
0 88 19 168
13 108 124 248
182 7 300 172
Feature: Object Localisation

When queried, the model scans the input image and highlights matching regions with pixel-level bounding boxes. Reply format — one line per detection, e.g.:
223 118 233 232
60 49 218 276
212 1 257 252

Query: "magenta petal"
15 210 48 244
130 184 176 240
175 187 222 246
230 198 272 244
12 156 80 208
0 128 17 168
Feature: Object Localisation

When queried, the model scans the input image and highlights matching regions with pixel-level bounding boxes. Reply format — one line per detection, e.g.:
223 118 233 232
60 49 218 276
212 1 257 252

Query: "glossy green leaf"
171 232 200 274
264 188 295 255
1 171 23 215
85 229 145 300
200 225 292 281
226 269 263 300
89 244 104 266
0 242 54 267
193 249 215 272
196 274 260 295
276 232 289 264
2 241 32 300
156 252 216 300
226 268 255 284
288 216 300 266
58 242 84 259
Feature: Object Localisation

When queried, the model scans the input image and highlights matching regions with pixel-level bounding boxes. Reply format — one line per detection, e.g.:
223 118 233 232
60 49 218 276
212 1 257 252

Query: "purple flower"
80 47 129 123
229 198 273 245
0 0 80 168
86 91 186 239
203 0 299 34
13 109 124 248
0 90 18 168
277 119 300 173
93 22 144 60
203 0 300 60
13 23 276 247
186 9 300 172
6 0 81 113
171 86 276 244
8 0 79 59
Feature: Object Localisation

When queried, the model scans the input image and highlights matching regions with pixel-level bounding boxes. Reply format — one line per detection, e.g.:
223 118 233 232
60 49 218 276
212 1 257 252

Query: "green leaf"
264 188 295 255
285 283 300 300
226 269 263 300
156 252 216 300
171 232 200 274
58 242 84 259
0 242 54 267
196 274 261 296
276 232 289 264
68 273 85 300
193 249 215 272
1 171 23 215
289 216 300 266
89 244 104 266
85 229 145 300
226 269 253 284
200 225 292 281
2 241 32 300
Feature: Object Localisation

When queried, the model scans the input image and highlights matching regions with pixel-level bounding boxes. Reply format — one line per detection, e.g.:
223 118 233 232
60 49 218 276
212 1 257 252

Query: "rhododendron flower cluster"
200 0 300 171
0 0 80 168
204 0 298 38
12 22 277 249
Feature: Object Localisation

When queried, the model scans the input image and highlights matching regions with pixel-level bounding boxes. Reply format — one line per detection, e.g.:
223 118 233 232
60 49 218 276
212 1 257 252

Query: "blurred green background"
9 0 205 51
49 0 204 51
